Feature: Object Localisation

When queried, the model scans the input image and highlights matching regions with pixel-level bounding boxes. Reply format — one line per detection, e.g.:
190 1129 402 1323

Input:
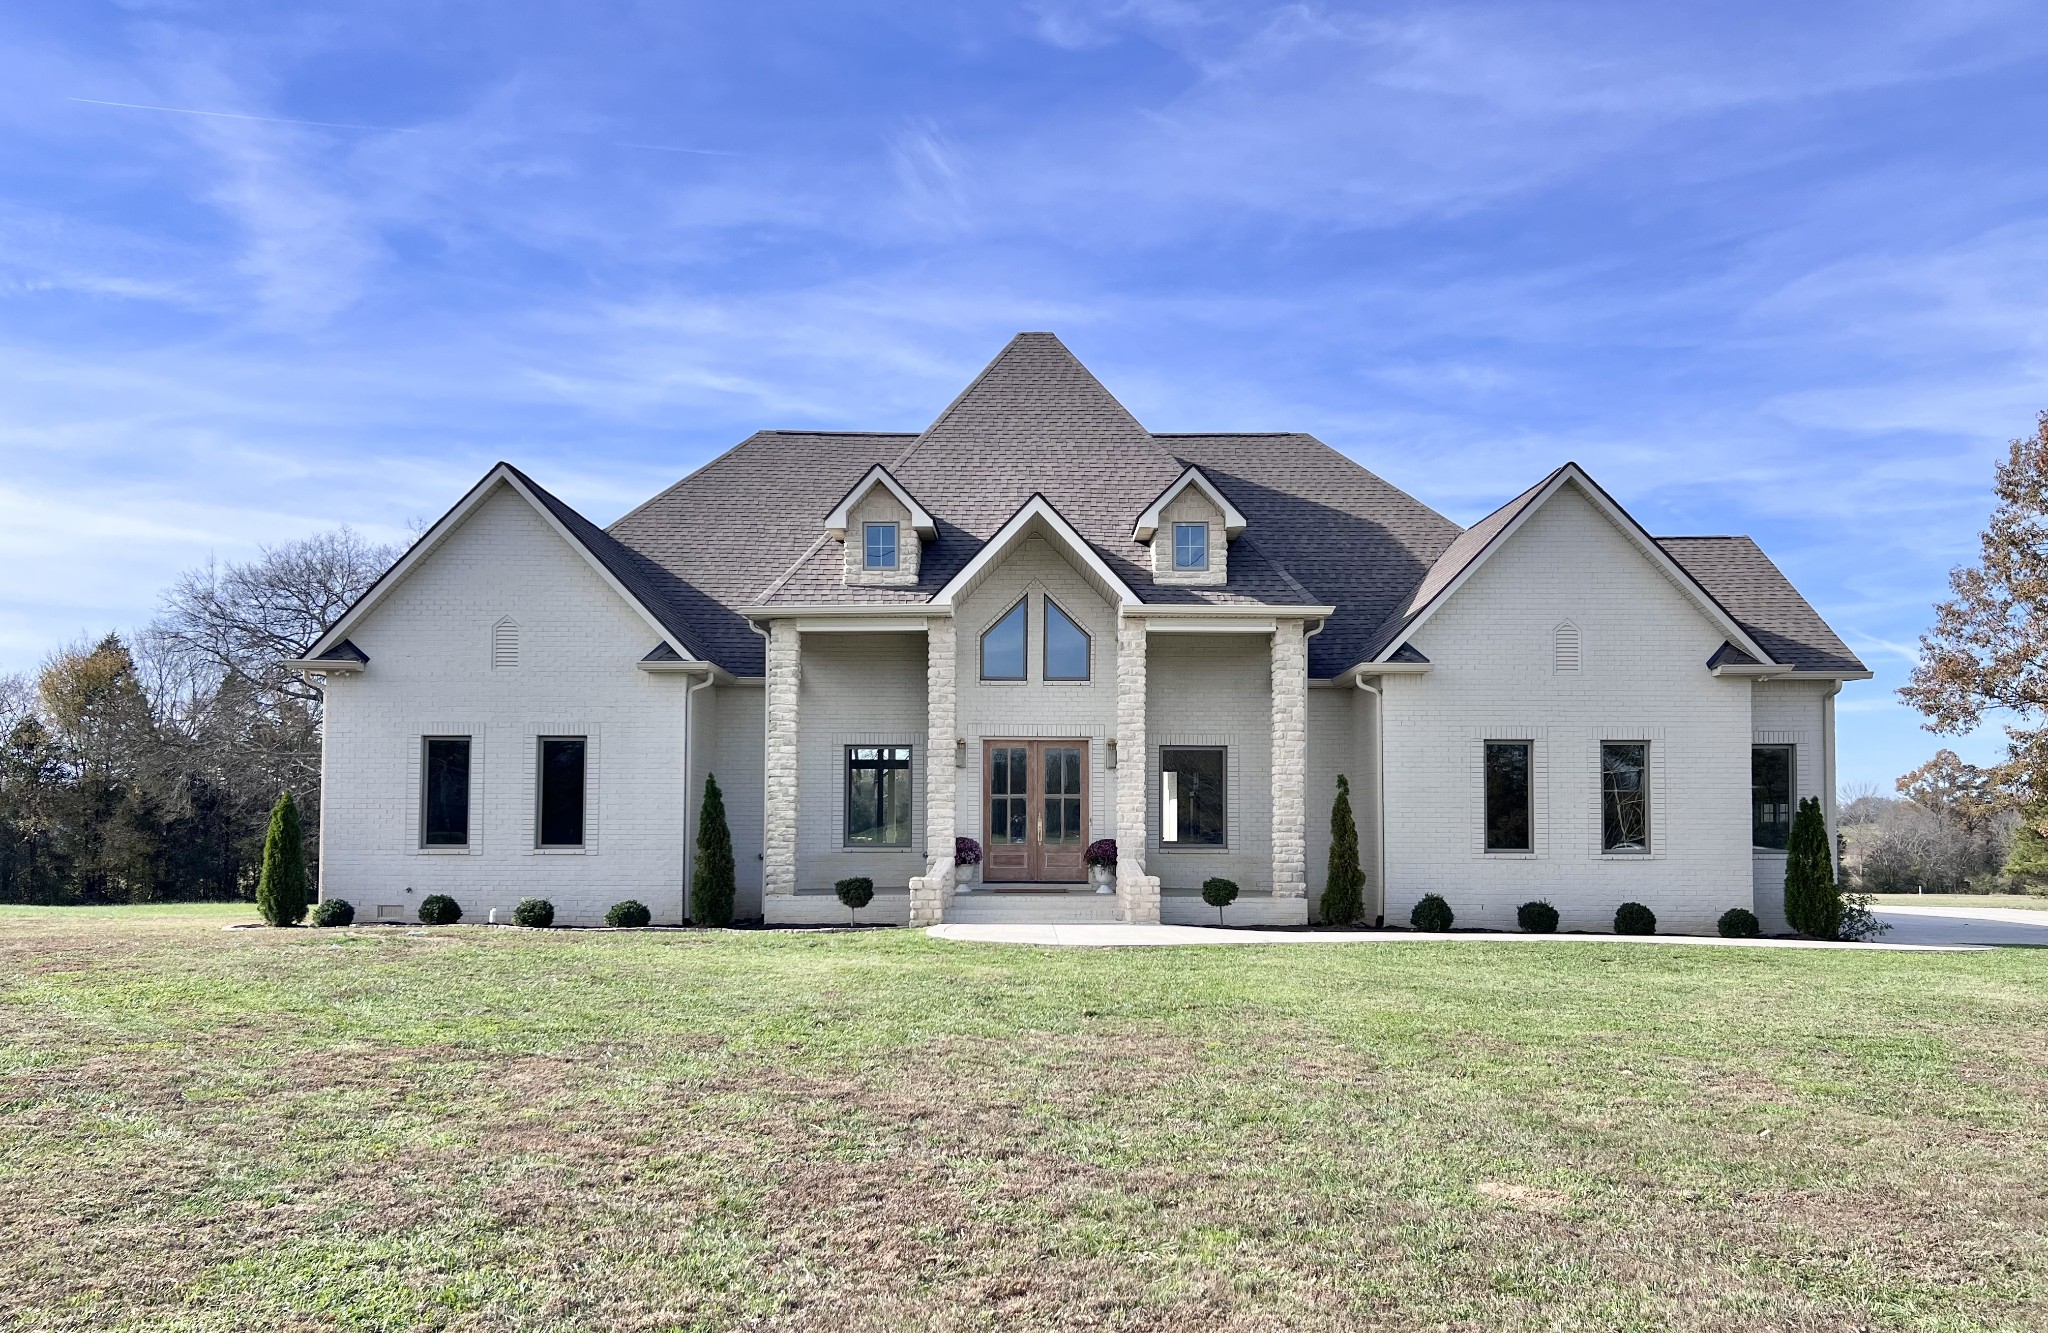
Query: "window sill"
1041 678 1093 687
1483 849 1537 858
978 678 1028 686
417 846 473 855
533 846 589 855
841 846 917 853
1156 844 1231 854
1752 848 1789 856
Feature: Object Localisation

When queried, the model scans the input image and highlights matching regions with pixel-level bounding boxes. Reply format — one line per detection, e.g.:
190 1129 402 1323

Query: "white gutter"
1824 680 1843 880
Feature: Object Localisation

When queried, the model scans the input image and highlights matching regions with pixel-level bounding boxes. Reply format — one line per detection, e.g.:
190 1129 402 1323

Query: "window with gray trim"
980 598 1027 680
1601 742 1649 853
1160 746 1226 846
1753 745 1793 849
1043 597 1090 680
421 736 470 846
1173 521 1209 570
863 522 898 570
846 746 912 847
1484 741 1531 851
536 737 586 847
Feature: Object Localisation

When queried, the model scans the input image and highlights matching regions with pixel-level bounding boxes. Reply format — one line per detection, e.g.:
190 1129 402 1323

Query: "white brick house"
292 334 1868 933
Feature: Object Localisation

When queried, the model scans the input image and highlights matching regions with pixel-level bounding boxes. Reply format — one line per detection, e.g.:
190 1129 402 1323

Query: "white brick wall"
319 483 692 926
1381 484 1757 935
1749 679 1831 933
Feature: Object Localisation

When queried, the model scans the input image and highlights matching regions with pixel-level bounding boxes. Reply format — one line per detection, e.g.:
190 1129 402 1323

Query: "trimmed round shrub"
512 898 555 928
1717 907 1762 939
418 894 461 926
835 876 876 912
1410 893 1455 932
606 899 652 928
1614 901 1657 935
1083 838 1117 870
1202 877 1240 909
310 898 355 928
1517 899 1560 934
954 836 983 867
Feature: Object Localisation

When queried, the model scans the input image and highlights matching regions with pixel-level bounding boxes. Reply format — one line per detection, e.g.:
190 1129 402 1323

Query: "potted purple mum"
955 836 983 889
1084 838 1117 894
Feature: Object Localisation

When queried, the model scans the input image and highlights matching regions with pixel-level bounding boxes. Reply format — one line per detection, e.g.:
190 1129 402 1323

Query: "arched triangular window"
1044 598 1090 680
980 599 1027 680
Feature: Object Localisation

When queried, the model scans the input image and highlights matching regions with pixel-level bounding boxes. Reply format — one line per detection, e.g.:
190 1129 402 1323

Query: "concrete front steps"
944 887 1121 925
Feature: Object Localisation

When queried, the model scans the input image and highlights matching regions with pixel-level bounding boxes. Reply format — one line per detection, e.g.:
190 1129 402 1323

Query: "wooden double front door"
983 740 1089 882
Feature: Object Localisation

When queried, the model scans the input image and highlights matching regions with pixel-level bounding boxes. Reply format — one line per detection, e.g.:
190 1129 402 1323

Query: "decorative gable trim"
1132 466 1248 542
299 464 704 668
1370 464 1774 668
930 494 1140 610
823 465 937 541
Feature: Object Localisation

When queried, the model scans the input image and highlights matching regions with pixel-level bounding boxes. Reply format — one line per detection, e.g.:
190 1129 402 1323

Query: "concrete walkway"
927 922 1973 951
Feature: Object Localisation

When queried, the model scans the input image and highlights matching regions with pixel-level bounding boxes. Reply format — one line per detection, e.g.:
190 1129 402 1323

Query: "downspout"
1823 680 1843 880
681 670 716 921
1356 673 1387 928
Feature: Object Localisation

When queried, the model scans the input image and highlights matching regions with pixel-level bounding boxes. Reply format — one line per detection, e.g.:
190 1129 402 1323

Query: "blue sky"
3 1 2046 790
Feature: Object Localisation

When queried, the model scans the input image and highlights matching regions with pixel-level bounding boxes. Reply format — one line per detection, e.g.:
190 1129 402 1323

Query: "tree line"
0 530 395 904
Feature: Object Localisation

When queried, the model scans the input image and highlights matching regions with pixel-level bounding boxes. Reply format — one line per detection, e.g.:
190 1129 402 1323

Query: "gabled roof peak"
1133 465 1249 542
822 464 937 540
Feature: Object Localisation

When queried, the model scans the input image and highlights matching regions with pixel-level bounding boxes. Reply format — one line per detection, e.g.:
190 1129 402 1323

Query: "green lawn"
1870 892 2048 912
3 905 2045 1332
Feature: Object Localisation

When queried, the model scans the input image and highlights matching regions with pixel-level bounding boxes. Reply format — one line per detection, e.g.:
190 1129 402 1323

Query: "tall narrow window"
421 736 471 847
1484 741 1531 852
846 746 912 846
1753 745 1793 849
1601 742 1649 853
863 522 899 570
1044 598 1090 680
980 598 1027 680
1173 521 1209 570
1160 746 1226 846
537 737 586 847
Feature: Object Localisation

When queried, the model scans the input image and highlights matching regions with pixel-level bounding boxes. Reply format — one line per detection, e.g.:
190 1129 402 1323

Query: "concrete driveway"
1872 904 2048 948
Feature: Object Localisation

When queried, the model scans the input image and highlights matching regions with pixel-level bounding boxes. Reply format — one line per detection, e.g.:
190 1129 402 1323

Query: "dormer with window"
824 465 937 588
1132 466 1247 586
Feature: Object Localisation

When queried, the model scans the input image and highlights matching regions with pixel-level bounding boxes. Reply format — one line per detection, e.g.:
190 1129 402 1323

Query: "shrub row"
306 896 653 928
1402 896 1765 937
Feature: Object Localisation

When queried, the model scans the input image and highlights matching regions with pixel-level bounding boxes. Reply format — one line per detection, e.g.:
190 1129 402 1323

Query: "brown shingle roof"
1659 537 1866 675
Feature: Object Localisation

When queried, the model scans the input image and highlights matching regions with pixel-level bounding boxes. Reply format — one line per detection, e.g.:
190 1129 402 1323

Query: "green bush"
692 774 737 927
1717 907 1761 938
606 899 652 928
418 894 462 926
1410 893 1454 932
310 898 354 928
256 790 310 926
512 898 555 928
1517 900 1559 933
835 876 875 923
1614 901 1657 935
1320 775 1364 925
1201 876 1239 924
1784 796 1841 938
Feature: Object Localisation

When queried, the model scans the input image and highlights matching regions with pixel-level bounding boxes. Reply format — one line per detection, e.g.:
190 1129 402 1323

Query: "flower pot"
1089 864 1115 894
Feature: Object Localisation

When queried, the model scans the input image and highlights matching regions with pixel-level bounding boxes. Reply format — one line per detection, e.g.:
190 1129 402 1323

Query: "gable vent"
492 618 520 669
1553 621 1581 673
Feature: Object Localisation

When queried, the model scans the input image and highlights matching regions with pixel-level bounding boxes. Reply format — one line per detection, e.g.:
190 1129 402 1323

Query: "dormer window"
1173 522 1209 570
864 522 899 570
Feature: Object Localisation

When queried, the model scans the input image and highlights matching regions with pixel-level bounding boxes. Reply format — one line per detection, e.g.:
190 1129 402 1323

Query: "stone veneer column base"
1114 614 1160 924
763 619 801 920
1270 618 1308 903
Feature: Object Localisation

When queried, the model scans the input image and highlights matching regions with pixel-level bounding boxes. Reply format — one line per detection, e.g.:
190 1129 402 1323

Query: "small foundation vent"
1553 621 1581 673
492 618 520 669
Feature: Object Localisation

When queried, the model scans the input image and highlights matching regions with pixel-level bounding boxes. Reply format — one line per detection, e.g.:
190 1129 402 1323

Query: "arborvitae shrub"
606 899 652 928
1320 775 1365 925
692 773 737 926
310 898 354 928
1717 907 1761 938
835 876 875 922
1517 900 1560 933
512 898 555 928
1614 901 1657 935
1783 797 1841 938
256 790 310 926
418 894 462 926
1410 893 1454 932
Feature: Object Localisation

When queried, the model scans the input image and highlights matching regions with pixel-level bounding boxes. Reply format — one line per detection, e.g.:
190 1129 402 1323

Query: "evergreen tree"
692 773 736 926
256 790 309 926
1320 774 1365 924
1783 796 1840 938
2006 803 2048 887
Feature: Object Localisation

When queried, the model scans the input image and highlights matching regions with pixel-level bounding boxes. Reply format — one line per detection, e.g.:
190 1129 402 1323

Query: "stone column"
1270 618 1309 902
910 614 957 927
1115 614 1160 923
762 620 800 912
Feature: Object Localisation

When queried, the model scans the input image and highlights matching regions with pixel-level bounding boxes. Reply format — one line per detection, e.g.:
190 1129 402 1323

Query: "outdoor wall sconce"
955 737 967 767
1106 738 1118 769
